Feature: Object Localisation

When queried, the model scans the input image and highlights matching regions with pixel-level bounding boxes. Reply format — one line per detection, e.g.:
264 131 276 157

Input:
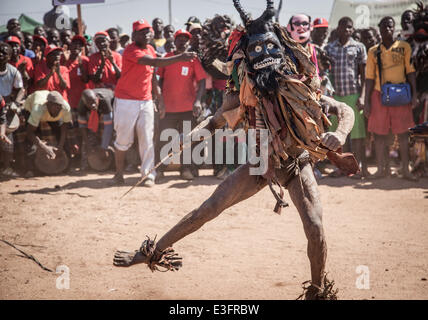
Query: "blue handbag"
377 44 412 106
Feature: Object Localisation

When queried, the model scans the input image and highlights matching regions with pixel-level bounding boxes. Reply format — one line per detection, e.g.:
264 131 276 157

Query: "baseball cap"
33 35 48 47
44 45 63 57
71 35 87 46
188 23 202 33
5 36 21 45
174 29 192 39
313 18 329 28
185 16 201 26
94 31 110 41
133 19 153 32
47 91 66 107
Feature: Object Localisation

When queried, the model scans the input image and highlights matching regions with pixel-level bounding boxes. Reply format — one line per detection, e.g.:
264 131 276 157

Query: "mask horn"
258 0 276 22
233 0 251 25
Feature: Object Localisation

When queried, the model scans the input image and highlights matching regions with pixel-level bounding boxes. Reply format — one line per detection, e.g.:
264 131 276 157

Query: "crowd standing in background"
0 2 427 184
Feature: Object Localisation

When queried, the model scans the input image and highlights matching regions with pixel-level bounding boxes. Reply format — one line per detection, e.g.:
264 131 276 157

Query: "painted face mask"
287 15 312 44
233 0 284 95
246 32 283 70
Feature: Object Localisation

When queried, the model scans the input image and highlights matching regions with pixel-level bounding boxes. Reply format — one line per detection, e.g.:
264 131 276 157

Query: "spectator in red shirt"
6 36 34 89
88 31 122 90
111 19 196 186
34 46 70 101
61 35 90 156
156 29 206 180
32 35 48 67
62 35 89 109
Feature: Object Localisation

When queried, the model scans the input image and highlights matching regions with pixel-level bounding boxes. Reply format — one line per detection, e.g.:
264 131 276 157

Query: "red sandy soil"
1 167 427 300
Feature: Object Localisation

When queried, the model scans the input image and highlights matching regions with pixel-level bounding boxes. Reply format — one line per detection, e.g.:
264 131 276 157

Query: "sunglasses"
292 21 310 27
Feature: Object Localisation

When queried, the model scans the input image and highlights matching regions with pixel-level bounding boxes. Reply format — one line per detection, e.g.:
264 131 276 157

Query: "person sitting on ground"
25 90 72 160
77 88 114 170
88 31 122 90
0 42 25 177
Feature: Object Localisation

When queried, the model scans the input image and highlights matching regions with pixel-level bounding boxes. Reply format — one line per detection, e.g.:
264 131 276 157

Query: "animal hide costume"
219 0 351 212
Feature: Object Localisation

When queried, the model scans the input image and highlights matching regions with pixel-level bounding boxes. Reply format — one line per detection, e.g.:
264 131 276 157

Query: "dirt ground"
0 166 427 300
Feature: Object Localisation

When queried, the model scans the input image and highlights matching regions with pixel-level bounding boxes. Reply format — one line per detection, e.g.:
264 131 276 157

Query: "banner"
53 0 105 5
329 0 419 30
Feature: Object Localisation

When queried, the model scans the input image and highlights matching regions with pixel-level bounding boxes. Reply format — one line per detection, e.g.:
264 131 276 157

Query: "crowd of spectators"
0 2 427 185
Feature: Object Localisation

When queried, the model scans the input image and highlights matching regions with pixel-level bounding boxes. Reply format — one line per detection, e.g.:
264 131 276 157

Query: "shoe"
1 167 19 177
155 171 164 183
142 178 155 187
180 168 194 181
367 171 386 180
24 170 34 178
328 168 344 178
349 172 363 180
110 173 125 186
400 172 419 182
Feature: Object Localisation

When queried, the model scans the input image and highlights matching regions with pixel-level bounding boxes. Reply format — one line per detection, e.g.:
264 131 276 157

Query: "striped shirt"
325 38 367 97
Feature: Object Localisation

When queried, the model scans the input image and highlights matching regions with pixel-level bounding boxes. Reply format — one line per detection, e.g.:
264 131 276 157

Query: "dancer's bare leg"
113 163 267 267
287 163 326 288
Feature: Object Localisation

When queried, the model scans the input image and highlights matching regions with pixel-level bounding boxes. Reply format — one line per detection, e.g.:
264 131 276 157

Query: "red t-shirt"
34 60 70 101
157 52 206 113
63 56 90 109
8 55 34 79
88 51 122 89
115 43 156 101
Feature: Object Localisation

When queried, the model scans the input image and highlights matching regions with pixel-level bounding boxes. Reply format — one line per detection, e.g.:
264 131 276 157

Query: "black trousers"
155 111 197 173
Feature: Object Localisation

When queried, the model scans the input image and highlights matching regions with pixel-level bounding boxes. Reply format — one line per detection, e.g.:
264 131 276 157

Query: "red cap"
71 35 87 46
33 35 48 47
6 36 21 45
44 45 63 57
313 18 328 28
174 29 192 39
94 31 110 41
133 19 153 32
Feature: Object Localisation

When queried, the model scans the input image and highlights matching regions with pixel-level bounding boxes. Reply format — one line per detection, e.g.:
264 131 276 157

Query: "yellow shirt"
153 38 166 49
24 90 72 127
366 40 415 92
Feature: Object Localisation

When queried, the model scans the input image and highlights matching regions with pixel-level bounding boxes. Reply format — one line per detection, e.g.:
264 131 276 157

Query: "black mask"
234 0 284 96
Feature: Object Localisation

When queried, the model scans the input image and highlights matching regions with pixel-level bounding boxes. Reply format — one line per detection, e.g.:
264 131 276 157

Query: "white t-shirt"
0 64 23 97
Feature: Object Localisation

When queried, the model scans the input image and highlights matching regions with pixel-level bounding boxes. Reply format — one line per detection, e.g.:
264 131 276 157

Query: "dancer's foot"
113 250 150 267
